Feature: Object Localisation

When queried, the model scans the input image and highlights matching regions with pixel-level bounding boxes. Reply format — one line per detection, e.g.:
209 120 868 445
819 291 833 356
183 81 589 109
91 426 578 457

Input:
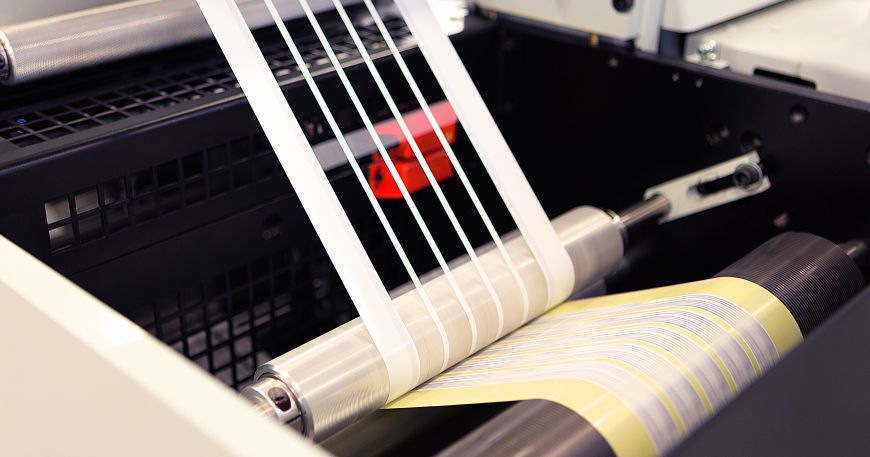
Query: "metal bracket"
645 151 770 222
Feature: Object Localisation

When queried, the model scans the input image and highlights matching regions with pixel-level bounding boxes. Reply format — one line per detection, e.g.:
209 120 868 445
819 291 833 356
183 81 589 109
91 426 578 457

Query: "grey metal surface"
437 400 615 457
322 406 466 457
0 0 123 26
243 206 624 441
0 0 359 84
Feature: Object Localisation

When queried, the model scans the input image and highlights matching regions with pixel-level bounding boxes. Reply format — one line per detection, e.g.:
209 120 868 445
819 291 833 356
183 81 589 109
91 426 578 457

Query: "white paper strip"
294 0 483 359
195 0 420 395
358 0 531 323
261 0 452 372
392 0 577 307
326 0 508 338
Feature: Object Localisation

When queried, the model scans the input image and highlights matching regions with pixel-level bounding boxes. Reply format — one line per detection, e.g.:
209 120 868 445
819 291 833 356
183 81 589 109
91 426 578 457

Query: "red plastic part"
368 149 455 198
368 101 458 199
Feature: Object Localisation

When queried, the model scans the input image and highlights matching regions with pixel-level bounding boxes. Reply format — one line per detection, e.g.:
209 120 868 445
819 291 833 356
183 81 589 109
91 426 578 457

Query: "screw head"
732 163 764 191
261 215 283 241
741 132 763 153
612 0 635 13
706 124 730 146
697 39 719 63
789 105 809 124
773 213 790 230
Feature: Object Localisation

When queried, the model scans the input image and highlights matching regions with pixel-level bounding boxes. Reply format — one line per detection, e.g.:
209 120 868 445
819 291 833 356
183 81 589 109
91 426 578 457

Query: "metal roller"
241 198 670 441
0 0 358 85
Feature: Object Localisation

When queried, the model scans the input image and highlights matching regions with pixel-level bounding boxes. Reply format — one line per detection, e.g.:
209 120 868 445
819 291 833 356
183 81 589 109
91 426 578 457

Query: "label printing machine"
1 0 870 456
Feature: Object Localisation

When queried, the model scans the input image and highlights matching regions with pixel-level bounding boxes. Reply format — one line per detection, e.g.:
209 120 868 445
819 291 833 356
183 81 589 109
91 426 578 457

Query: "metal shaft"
242 205 626 441
840 240 869 267
615 193 671 243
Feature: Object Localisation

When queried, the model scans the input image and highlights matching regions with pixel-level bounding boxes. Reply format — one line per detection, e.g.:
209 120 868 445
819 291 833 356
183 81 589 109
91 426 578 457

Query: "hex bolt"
732 163 764 191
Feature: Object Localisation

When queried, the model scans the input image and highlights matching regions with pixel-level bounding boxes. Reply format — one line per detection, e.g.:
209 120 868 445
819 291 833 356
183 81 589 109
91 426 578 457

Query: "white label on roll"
399 285 795 456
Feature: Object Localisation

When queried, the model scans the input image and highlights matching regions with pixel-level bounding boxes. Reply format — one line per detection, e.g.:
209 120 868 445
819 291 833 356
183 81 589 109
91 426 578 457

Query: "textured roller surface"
716 232 865 334
0 0 356 84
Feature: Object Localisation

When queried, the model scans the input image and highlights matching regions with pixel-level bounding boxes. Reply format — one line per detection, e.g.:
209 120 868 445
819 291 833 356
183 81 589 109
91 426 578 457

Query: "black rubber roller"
716 232 865 335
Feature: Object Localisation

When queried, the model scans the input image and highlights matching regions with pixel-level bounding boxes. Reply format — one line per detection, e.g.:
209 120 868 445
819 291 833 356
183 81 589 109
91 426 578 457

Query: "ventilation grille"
41 90 405 254
124 246 355 390
124 217 402 389
0 17 412 148
44 132 282 253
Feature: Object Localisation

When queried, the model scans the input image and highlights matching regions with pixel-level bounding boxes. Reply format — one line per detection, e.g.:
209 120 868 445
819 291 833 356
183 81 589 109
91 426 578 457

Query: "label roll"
393 232 864 457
